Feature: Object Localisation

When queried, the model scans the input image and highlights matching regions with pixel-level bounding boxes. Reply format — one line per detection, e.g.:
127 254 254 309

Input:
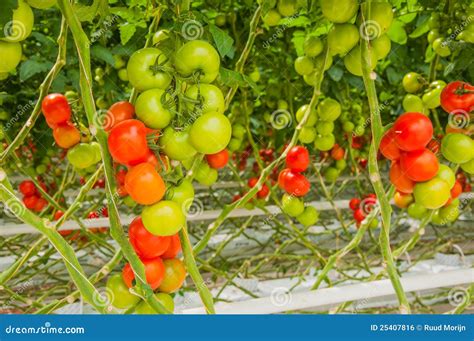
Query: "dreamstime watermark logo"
90 15 119 43
3 20 26 41
4 100 35 132
270 287 292 307
359 197 378 218
1 198 25 218
263 14 299 48
448 287 468 306
270 109 293 130
448 109 470 130
181 20 203 40
92 287 115 312
93 109 115 131
1 279 33 310
352 101 388 138
434 192 473 227
182 198 204 218
359 20 381 41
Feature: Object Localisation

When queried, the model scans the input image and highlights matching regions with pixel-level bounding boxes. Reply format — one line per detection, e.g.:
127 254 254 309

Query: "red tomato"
440 81 474 114
280 169 310 197
349 198 360 210
53 210 64 221
206 149 229 169
23 195 39 210
330 144 345 161
53 123 81 149
393 112 433 152
105 101 135 131
108 120 150 166
286 146 310 172
353 208 365 222
34 198 47 212
161 234 182 259
129 217 171 259
389 161 415 194
19 180 36 196
379 129 401 160
124 162 166 205
248 177 258 188
122 258 165 290
400 149 439 182
278 168 292 189
42 93 71 126
116 169 127 185
450 180 462 199
257 183 270 198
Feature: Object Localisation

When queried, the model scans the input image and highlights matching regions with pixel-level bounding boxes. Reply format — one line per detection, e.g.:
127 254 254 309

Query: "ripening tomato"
206 149 229 169
393 112 433 151
161 234 181 259
108 119 150 166
280 169 310 197
53 123 81 149
450 180 463 199
400 149 439 182
105 101 134 131
42 93 71 126
379 129 401 160
158 259 186 293
389 161 415 194
440 81 474 114
124 162 166 205
122 258 165 290
286 146 310 172
129 217 171 259
330 144 345 161
19 180 36 196
349 198 360 210
393 191 414 208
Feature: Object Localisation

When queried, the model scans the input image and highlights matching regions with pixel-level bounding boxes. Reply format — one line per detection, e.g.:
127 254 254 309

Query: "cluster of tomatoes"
348 194 378 228
380 112 462 224
278 146 319 227
19 180 47 213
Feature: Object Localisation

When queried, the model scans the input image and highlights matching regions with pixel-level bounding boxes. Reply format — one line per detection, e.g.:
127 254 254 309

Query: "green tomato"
361 2 393 36
343 45 378 76
227 138 242 152
460 158 474 174
113 55 125 69
320 0 358 23
35 164 47 175
402 94 425 113
438 201 459 224
263 9 281 27
342 121 355 133
427 13 440 29
324 167 339 182
299 126 316 144
318 98 341 121
135 89 175 129
185 84 225 115
189 113 232 154
335 159 347 170
316 121 334 135
369 218 379 229
118 68 128 82
281 194 304 217
106 274 140 309
328 24 359 56
277 0 297 16
436 164 455 188
3 0 34 42
142 200 185 236
314 134 335 151
278 100 288 110
413 178 451 210
441 133 474 164
372 34 391 60
249 68 260 82
195 163 218 186
402 72 423 93
67 143 99 169
294 56 314 76
0 41 22 73
296 104 317 126
422 88 442 109
127 48 172 91
354 124 365 136
27 0 56 9
232 124 246 139
174 40 220 83
427 29 439 44
159 127 197 161
303 36 324 57
296 206 319 227
135 293 174 314
166 179 195 207
432 38 451 57
407 202 427 220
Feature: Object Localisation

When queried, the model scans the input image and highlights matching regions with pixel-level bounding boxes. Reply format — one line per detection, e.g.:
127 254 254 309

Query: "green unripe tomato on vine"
263 9 281 27
402 72 424 93
432 38 451 57
135 293 174 314
294 56 314 76
0 42 22 73
314 134 335 151
303 36 323 57
281 194 304 217
296 206 319 227
299 127 316 144
106 274 140 309
4 0 34 42
142 200 185 236
320 0 358 23
27 0 56 9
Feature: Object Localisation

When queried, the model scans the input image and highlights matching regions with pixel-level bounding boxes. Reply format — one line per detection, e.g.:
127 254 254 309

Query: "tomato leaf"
0 0 18 39
209 24 235 59
119 23 137 45
387 19 407 45
219 67 257 92
409 15 430 38
91 45 115 66
19 57 53 82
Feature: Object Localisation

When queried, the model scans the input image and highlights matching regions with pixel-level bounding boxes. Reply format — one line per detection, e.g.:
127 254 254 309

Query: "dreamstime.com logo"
4 322 85 335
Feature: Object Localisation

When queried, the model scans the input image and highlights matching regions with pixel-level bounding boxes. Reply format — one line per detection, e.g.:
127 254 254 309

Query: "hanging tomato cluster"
348 193 378 228
19 180 47 213
277 146 319 227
